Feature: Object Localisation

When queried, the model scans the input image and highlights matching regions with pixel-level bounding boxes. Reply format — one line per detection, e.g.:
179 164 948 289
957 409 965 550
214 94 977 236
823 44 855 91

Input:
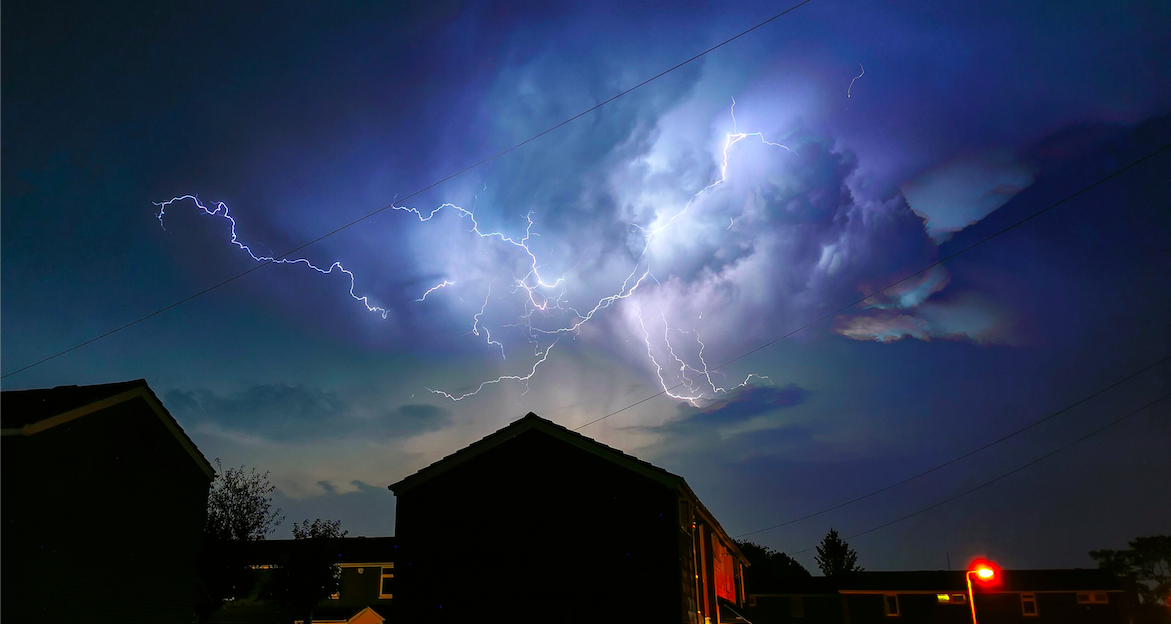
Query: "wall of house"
1 398 211 624
334 565 395 609
394 429 682 623
840 592 1126 624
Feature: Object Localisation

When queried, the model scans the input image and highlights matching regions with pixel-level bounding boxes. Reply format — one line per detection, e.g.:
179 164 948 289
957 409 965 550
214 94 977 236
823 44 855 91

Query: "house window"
952 594 966 604
1077 592 1108 604
790 596 804 618
884 594 900 617
1022 593 1038 616
379 566 394 599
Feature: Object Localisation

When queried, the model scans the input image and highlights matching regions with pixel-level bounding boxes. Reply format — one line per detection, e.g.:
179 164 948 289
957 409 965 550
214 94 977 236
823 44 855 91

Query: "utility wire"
733 354 1169 538
573 142 1171 431
784 392 1170 555
0 0 815 380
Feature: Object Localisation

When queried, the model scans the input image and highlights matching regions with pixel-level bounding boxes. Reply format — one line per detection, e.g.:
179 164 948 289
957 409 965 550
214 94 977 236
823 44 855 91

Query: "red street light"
966 559 1001 624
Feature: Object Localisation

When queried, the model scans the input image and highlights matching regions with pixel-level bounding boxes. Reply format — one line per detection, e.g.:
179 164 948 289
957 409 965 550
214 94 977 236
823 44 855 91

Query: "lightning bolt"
158 98 792 404
415 280 455 302
848 63 864 98
153 195 392 318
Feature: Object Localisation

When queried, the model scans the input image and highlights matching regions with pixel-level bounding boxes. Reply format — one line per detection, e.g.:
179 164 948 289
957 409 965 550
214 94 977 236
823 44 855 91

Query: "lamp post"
965 560 999 624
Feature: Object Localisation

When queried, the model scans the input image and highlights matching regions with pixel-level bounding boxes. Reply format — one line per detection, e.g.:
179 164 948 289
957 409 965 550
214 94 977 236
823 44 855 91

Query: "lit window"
1077 592 1108 604
790 596 804 618
379 566 394 599
937 594 950 603
884 595 900 617
1022 593 1038 616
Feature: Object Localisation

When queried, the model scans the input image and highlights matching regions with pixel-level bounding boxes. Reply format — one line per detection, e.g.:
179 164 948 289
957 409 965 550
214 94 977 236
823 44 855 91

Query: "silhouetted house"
388 412 751 624
1 379 215 624
212 536 397 624
746 569 1126 623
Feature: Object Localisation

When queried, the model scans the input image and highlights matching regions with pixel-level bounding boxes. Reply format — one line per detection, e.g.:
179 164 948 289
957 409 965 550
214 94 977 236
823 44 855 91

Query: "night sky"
4 0 1169 572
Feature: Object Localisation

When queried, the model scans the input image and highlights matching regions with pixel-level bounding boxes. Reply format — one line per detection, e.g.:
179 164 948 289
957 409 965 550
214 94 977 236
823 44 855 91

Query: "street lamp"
965 559 1000 624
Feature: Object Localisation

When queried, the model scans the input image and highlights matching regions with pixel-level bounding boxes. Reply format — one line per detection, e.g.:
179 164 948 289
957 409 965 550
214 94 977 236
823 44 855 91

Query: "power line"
733 354 1169 538
0 0 815 380
573 142 1171 431
784 392 1170 555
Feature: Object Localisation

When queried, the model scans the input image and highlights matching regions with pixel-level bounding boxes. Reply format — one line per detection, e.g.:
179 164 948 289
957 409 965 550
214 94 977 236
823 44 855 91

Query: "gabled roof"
388 412 685 494
387 412 746 561
1 379 215 480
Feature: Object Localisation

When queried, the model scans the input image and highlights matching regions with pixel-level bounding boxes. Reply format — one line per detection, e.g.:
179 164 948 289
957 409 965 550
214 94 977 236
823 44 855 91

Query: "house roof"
833 569 1123 593
244 536 397 565
387 412 746 562
1 379 215 479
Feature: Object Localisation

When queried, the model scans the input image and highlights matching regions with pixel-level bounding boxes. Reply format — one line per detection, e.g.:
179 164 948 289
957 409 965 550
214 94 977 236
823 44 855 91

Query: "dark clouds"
671 383 812 429
166 385 452 442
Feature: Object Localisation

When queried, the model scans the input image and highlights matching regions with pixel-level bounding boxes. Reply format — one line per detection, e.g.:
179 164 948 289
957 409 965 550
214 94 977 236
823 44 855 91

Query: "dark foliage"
734 540 811 593
1091 535 1170 616
263 519 348 624
196 459 284 622
814 528 863 578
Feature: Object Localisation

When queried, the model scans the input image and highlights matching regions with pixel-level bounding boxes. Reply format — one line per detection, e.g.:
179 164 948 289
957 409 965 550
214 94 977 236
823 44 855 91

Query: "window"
790 596 804 618
884 594 900 617
1077 592 1108 604
1022 593 1038 616
379 566 394 599
951 594 966 604
937 594 951 603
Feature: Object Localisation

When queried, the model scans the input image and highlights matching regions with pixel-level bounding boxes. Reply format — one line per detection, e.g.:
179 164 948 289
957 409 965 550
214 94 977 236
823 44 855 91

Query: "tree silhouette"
263 519 349 624
814 528 863 578
1091 535 1170 607
735 540 810 593
196 459 284 622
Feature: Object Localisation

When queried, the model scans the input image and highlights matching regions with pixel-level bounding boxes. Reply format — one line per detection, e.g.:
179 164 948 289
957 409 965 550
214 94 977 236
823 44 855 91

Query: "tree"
734 540 811 593
196 459 284 622
205 459 284 542
814 528 863 578
1091 535 1170 607
263 519 349 624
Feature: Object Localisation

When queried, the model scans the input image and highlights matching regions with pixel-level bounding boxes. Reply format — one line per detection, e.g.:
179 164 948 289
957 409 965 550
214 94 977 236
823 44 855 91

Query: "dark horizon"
3 0 1169 574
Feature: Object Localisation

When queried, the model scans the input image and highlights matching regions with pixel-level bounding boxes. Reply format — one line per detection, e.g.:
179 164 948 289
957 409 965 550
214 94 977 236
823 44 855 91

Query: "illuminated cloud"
901 149 1035 243
834 292 1012 344
165 385 453 442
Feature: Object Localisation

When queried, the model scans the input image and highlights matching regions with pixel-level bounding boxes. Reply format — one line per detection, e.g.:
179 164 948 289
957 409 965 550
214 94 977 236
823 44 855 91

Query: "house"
211 536 397 624
1 379 216 624
747 568 1127 623
388 412 752 624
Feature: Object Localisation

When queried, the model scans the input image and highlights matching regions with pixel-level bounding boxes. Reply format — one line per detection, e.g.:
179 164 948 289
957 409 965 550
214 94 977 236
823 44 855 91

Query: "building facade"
2 380 216 624
212 537 397 624
747 569 1127 624
389 412 751 624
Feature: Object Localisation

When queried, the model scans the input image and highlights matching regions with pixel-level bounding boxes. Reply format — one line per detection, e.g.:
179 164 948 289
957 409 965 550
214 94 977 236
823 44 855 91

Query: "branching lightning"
158 98 793 405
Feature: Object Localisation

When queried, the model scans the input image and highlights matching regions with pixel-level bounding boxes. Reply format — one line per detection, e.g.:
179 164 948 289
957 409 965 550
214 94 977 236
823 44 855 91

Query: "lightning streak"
154 195 392 318
848 63 864 98
415 280 455 302
159 98 793 404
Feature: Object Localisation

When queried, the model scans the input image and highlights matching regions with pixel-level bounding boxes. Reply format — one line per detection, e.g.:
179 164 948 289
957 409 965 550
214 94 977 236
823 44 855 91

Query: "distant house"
1 380 216 624
211 536 397 624
747 568 1127 623
388 412 751 624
